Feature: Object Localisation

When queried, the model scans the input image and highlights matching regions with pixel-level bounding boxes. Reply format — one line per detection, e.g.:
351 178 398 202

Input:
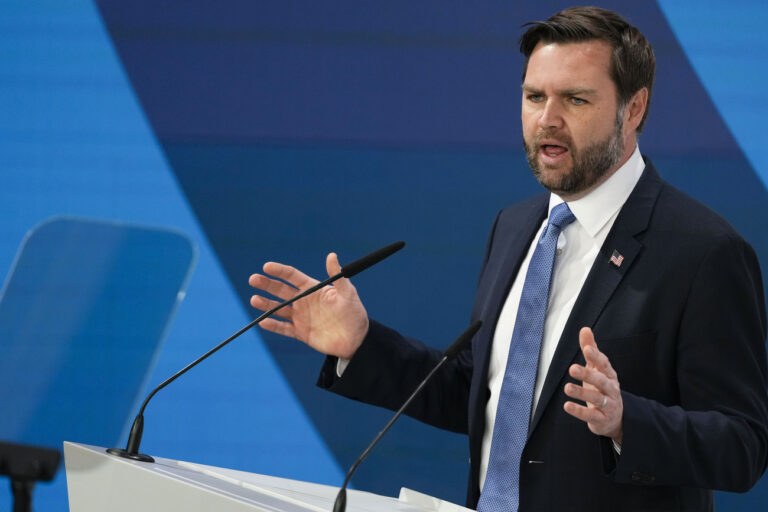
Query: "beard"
524 112 625 197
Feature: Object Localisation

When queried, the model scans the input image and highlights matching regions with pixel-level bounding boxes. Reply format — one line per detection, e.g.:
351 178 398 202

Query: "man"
249 7 768 511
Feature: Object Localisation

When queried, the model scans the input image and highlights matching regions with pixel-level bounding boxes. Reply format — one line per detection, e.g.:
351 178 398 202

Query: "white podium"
64 442 471 512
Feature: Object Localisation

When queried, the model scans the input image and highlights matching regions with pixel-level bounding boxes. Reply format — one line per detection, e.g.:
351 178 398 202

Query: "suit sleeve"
317 320 473 434
315 210 504 434
610 234 768 491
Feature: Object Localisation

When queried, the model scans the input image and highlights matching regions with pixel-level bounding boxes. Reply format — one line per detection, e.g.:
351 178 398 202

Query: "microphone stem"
111 241 405 461
137 272 343 418
339 355 448 491
333 320 478 511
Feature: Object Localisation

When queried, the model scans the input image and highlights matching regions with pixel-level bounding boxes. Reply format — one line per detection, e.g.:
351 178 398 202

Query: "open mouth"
540 144 568 157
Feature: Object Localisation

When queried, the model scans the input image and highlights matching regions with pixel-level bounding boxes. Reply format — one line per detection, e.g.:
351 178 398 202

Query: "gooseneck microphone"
332 320 482 512
107 241 405 463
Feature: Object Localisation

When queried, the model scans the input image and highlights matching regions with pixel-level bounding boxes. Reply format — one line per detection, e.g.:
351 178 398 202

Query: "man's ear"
624 87 648 135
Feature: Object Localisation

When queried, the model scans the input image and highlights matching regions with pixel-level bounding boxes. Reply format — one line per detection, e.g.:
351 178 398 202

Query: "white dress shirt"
478 146 645 490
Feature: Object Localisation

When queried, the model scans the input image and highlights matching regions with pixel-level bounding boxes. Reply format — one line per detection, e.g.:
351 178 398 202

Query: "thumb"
327 252 355 295
579 327 598 365
326 252 342 277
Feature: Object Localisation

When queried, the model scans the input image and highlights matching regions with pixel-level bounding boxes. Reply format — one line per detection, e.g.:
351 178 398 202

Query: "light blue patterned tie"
477 202 576 512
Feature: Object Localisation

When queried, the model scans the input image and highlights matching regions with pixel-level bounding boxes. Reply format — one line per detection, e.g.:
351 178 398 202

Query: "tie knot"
548 202 576 230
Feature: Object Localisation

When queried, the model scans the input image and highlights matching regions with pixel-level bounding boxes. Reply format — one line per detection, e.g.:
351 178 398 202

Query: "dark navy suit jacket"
319 160 768 511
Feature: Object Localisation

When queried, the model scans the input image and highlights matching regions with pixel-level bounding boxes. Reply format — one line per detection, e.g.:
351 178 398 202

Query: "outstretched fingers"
249 266 311 302
564 380 606 409
247 252 369 358
569 363 612 394
249 294 292 320
263 261 317 290
563 327 624 440
258 317 297 339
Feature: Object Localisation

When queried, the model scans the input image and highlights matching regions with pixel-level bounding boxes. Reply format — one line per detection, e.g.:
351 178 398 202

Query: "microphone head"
443 320 481 360
340 241 405 278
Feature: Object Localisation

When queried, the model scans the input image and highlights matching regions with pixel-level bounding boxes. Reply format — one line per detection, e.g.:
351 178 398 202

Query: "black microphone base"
333 487 347 512
106 447 155 463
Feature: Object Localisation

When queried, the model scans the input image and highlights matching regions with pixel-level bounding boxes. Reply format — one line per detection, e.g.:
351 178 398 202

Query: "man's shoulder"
648 169 745 243
496 192 549 224
620 158 758 270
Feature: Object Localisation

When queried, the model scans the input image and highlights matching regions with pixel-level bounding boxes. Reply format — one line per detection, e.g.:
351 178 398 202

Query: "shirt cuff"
612 438 622 455
336 357 350 377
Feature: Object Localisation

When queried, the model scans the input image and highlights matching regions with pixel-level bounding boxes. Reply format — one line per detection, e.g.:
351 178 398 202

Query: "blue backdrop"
1 1 767 510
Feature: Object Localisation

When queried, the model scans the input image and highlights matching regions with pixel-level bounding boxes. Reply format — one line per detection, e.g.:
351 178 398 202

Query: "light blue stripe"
0 1 343 509
658 0 768 191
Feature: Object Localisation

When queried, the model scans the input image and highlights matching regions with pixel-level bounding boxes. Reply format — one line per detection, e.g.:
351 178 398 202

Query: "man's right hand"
248 252 369 359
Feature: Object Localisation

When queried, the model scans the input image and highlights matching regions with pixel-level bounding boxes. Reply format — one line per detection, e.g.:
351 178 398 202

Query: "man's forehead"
524 40 614 87
530 39 613 65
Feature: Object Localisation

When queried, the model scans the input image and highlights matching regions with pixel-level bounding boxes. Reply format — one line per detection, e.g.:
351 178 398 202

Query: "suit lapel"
529 160 664 433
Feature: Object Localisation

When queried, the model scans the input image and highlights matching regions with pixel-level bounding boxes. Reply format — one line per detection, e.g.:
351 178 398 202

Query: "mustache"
532 131 574 151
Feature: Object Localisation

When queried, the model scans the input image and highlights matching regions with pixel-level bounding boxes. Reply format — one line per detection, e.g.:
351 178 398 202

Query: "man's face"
522 40 630 199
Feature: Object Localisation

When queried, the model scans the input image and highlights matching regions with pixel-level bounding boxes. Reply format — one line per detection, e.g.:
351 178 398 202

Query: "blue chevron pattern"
1 1 766 509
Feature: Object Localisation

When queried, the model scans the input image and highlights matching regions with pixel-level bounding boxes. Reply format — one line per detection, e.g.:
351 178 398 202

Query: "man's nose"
538 99 564 130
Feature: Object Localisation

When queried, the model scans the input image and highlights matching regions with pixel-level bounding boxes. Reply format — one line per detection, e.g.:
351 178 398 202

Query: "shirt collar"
548 145 645 238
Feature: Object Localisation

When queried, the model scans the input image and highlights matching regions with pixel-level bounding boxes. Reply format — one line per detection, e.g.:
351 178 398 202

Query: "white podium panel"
64 443 470 512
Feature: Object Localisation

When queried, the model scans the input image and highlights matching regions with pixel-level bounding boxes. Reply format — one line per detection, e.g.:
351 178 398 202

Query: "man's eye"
528 94 544 103
571 97 587 105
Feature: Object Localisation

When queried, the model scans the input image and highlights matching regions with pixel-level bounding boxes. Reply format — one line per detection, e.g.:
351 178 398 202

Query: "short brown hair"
519 6 655 132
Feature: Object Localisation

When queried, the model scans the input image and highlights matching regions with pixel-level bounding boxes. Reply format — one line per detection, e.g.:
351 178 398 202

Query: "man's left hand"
564 327 624 445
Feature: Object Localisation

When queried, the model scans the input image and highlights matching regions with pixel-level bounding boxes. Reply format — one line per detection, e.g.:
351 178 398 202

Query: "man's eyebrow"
558 87 598 97
521 84 542 94
520 84 599 97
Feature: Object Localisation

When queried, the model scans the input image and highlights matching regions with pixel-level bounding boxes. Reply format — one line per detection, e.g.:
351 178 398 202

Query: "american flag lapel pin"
610 250 624 267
